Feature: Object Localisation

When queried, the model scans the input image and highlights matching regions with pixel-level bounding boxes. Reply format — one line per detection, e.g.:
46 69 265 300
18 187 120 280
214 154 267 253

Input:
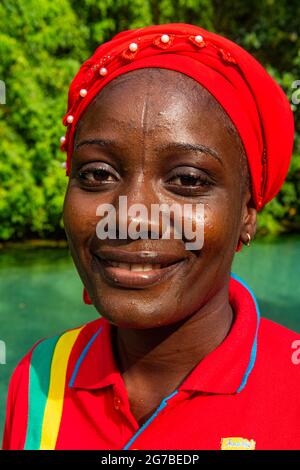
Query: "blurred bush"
0 0 299 240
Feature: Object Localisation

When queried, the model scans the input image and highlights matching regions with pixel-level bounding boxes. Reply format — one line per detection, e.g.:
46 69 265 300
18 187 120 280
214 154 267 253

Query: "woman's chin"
93 302 178 330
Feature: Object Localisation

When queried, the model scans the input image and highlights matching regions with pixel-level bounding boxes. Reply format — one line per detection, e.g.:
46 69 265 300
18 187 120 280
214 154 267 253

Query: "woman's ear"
240 189 257 245
236 189 257 251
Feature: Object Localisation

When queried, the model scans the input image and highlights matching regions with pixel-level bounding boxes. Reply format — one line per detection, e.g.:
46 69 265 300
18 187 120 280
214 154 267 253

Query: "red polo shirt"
2 273 300 450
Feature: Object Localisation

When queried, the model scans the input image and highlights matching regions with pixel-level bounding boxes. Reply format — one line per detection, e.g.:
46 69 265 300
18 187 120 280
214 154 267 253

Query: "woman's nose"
113 175 162 240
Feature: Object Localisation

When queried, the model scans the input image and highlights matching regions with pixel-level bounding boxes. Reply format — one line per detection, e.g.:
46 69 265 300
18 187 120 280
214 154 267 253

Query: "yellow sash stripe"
40 326 84 450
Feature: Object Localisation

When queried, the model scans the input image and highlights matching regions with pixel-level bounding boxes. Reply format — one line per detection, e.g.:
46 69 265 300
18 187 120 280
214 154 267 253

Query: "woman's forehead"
72 69 246 181
75 68 232 140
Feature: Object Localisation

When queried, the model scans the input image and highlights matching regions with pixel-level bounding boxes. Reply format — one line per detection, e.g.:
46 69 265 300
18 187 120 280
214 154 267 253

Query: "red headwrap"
61 23 294 211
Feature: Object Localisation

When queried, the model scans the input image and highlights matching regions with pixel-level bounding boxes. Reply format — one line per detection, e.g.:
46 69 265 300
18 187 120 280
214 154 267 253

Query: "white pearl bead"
129 42 138 52
79 88 87 97
160 34 170 44
66 115 74 124
99 67 108 76
60 136 66 144
195 35 204 43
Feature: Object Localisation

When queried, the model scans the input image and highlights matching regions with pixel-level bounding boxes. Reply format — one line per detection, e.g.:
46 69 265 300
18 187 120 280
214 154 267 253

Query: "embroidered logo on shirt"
221 437 256 450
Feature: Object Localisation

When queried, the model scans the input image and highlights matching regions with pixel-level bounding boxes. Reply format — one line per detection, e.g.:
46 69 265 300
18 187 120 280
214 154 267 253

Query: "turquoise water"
1 236 300 439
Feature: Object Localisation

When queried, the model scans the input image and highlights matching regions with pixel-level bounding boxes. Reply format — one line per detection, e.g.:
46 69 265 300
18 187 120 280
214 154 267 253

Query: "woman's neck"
112 282 234 391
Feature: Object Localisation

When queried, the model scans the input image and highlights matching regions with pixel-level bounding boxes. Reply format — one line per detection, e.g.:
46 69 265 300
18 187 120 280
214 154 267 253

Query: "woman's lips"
92 252 187 289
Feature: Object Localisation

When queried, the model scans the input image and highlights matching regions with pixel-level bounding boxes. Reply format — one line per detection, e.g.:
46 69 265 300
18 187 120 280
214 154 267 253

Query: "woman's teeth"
109 262 161 271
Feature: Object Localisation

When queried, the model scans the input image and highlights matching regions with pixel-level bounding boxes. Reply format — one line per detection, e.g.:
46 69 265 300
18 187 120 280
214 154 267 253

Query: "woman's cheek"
202 201 234 254
64 189 99 247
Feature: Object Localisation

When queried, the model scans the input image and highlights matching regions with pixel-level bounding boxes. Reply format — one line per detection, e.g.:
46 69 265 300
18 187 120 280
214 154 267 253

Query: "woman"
2 23 300 450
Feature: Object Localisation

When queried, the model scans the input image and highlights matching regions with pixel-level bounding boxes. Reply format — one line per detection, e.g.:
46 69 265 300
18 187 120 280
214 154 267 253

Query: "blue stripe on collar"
230 272 261 393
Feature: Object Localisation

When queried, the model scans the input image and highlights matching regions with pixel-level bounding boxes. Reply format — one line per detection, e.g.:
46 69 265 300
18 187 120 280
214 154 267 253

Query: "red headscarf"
61 23 294 211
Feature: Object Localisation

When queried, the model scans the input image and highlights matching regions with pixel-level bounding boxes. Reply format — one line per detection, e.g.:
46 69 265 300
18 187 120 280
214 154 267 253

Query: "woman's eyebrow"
157 142 223 166
74 138 223 167
74 138 118 151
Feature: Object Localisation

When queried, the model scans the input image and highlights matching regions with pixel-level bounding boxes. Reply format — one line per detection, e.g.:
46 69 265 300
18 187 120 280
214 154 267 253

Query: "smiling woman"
2 23 300 451
65 68 251 324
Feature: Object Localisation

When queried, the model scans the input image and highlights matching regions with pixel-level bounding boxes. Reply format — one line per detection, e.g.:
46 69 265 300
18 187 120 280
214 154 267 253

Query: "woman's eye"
165 168 213 191
169 174 207 186
77 164 119 188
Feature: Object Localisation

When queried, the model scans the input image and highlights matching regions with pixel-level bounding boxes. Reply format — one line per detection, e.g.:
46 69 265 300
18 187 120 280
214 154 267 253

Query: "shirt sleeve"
2 346 36 450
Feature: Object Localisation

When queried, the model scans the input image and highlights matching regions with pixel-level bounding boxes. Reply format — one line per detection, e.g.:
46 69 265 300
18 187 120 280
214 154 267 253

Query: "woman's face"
63 68 255 329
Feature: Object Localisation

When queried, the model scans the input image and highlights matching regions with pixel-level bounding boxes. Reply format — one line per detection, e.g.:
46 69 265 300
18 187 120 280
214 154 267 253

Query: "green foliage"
0 0 299 240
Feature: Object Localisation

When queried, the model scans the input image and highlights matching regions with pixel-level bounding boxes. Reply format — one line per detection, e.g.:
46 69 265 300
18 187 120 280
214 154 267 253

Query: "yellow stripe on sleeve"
39 326 84 450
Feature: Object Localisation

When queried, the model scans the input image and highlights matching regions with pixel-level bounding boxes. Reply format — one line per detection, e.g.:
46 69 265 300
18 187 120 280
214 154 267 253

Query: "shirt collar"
69 273 260 395
68 317 120 390
178 273 260 394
